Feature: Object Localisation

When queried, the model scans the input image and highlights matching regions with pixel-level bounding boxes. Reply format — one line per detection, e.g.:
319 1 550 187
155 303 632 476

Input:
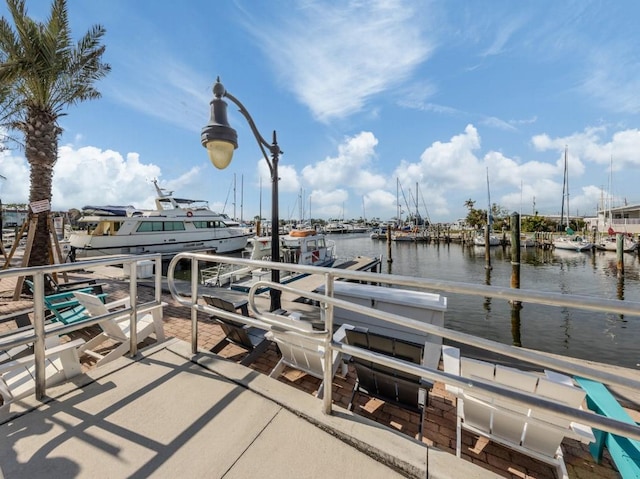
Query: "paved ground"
1 271 624 479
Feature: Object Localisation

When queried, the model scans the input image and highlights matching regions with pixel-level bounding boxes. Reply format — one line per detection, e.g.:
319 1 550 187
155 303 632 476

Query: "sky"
1 0 640 225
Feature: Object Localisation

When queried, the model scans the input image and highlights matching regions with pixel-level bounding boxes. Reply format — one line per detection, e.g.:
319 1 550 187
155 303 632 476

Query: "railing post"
322 272 335 414
191 256 199 354
155 256 163 304
129 259 138 357
33 271 47 399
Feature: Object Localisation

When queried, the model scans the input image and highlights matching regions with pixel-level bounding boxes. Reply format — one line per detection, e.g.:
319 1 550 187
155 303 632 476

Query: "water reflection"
510 302 522 347
483 267 492 314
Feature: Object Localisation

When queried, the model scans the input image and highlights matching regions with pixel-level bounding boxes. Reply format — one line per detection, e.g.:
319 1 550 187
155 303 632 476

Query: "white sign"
30 199 51 214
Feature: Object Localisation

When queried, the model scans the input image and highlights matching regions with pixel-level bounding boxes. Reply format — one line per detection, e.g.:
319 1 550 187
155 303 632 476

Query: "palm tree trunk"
25 110 59 267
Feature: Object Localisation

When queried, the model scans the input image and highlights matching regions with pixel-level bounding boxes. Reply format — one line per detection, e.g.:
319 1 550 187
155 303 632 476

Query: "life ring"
186 210 193 217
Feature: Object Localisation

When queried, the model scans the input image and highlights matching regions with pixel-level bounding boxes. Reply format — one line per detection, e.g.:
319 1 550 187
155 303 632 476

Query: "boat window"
317 238 326 248
164 221 186 231
306 239 317 250
193 220 227 229
136 221 185 232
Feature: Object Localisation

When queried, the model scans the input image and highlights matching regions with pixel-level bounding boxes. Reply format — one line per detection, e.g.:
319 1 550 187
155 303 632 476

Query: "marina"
3 2 640 477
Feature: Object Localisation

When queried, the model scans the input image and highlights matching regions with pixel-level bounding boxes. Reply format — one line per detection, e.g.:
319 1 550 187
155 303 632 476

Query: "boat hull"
553 237 593 252
595 237 637 252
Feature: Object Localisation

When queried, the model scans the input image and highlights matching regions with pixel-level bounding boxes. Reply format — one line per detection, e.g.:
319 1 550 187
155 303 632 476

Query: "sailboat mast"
415 182 419 226
396 178 400 227
566 147 570 230
233 173 237 220
560 146 567 231
259 177 262 222
486 168 492 228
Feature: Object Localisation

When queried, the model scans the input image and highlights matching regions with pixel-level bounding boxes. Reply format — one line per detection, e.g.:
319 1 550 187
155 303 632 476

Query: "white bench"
442 345 594 479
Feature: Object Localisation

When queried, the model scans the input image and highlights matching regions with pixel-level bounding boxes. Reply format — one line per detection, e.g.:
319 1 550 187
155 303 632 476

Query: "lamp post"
201 77 282 311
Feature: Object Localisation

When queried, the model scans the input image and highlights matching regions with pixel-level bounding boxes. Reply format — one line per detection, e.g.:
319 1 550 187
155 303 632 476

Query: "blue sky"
1 0 640 224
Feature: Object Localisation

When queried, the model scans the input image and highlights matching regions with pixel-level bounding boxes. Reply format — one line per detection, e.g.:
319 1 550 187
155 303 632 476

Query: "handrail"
166 251 640 444
1 254 163 398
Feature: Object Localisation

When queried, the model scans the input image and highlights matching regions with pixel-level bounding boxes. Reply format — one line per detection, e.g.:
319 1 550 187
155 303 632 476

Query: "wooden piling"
616 233 624 277
386 227 393 263
510 213 522 321
510 212 521 291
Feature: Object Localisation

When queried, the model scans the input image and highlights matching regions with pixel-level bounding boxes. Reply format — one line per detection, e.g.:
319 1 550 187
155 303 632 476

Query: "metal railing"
0 254 163 399
167 251 640 443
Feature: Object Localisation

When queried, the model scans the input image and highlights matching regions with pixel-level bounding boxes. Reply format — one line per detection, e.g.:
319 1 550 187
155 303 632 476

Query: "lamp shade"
201 96 238 169
206 140 235 169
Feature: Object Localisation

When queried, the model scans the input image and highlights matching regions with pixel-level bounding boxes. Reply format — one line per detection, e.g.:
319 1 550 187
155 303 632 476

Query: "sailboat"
392 182 430 242
473 169 500 246
595 157 637 252
553 147 593 252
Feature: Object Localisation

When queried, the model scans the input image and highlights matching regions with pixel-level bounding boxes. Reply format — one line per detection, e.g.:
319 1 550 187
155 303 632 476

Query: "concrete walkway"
1 338 497 479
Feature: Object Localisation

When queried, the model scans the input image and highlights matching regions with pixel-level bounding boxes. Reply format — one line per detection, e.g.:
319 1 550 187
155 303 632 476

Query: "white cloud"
248 0 435 121
480 16 525 57
258 158 300 194
582 47 640 115
308 188 349 218
0 149 30 204
301 131 384 193
53 146 162 209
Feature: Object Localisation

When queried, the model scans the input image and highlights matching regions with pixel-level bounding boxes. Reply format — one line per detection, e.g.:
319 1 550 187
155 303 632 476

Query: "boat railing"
0 254 164 400
166 251 640 444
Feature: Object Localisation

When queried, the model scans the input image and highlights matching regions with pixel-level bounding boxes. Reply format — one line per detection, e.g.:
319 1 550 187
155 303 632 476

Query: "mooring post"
510 212 521 303
616 233 624 277
386 226 393 263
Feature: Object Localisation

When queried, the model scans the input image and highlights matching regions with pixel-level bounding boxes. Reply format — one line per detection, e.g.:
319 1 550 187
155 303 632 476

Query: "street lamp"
201 77 282 311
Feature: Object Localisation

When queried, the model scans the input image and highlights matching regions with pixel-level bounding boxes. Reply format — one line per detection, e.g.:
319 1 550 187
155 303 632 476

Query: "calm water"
327 233 640 369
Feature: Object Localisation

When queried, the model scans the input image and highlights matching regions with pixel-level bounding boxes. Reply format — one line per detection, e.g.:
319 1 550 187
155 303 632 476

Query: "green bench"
575 377 640 479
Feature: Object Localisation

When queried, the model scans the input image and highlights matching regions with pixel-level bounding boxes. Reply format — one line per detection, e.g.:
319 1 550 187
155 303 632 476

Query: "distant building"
585 204 640 235
1 207 28 228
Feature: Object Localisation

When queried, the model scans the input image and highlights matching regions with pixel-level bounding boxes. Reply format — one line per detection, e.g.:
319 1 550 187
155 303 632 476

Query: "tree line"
463 198 586 233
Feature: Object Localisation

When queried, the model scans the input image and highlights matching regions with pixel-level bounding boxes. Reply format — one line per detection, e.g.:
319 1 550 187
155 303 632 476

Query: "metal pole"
270 132 281 311
33 272 46 399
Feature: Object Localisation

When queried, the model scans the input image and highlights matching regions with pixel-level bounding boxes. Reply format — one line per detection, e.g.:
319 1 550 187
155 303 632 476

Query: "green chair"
43 290 108 325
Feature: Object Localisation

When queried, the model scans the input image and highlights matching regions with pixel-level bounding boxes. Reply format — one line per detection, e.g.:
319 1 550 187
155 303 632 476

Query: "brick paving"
1 277 622 479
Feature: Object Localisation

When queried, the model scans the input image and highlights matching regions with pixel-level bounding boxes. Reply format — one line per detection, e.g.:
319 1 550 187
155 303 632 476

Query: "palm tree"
0 0 110 266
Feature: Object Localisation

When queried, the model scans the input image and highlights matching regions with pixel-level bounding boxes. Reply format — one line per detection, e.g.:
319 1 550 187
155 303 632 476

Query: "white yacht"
68 181 252 258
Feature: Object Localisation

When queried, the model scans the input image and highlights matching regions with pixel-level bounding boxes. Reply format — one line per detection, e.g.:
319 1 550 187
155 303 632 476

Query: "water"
328 234 640 369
